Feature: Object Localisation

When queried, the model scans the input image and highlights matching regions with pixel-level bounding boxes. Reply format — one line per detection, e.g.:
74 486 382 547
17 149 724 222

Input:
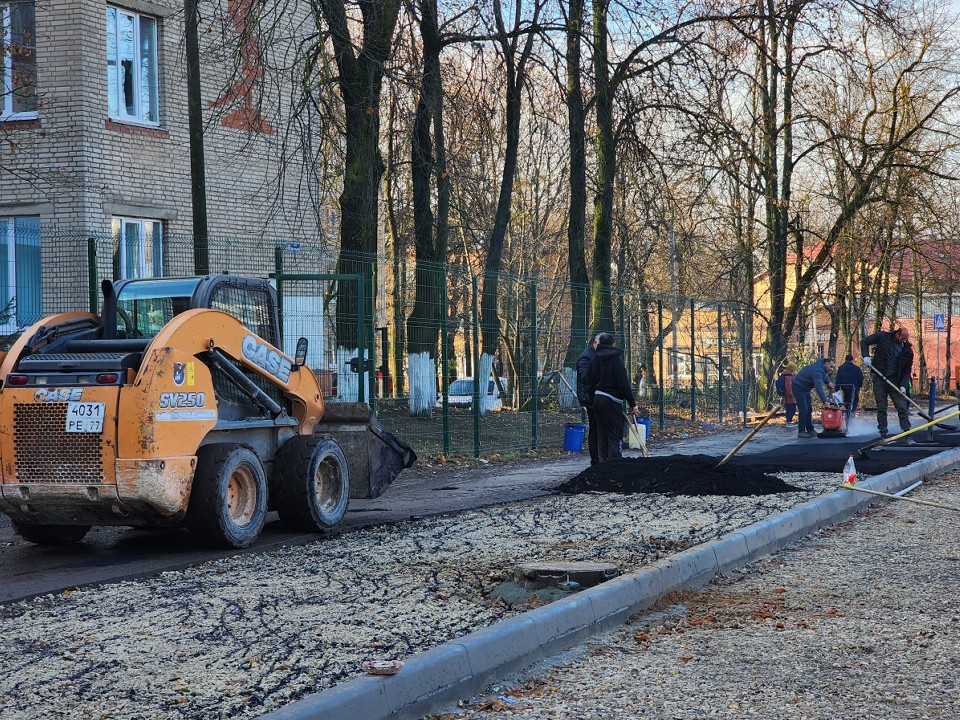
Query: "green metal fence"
11 230 767 458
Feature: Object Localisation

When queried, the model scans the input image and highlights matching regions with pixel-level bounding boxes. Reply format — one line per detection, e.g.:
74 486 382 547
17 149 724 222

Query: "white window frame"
1 0 37 119
0 216 41 333
105 6 159 125
112 217 163 279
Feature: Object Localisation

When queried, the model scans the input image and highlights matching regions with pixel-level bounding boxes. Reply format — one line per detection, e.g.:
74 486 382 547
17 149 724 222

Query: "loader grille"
12 403 105 484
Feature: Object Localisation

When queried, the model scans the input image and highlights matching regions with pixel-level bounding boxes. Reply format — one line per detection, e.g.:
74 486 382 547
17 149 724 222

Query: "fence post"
741 309 748 427
530 279 539 448
441 264 451 454
274 246 284 347
581 287 590 425
87 237 98 314
658 298 665 430
357 272 366 405
717 304 723 424
690 299 696 423
366 262 376 413
619 293 629 376
472 275 481 458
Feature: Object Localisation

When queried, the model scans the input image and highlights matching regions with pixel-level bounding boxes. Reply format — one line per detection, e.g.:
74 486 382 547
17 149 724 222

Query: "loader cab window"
209 282 278 346
114 277 200 339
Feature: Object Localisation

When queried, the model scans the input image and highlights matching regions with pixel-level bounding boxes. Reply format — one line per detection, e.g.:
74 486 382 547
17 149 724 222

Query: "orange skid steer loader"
0 275 415 548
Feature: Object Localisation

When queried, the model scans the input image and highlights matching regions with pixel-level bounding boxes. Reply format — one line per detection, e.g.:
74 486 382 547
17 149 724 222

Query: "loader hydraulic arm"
139 308 324 432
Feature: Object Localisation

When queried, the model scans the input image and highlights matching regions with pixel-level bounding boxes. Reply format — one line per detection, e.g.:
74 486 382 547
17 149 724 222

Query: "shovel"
624 411 649 458
867 364 955 430
856 406 960 459
715 404 783 469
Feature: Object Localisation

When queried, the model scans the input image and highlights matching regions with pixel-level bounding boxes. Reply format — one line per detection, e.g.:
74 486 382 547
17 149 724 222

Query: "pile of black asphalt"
556 455 803 496
556 426 960 497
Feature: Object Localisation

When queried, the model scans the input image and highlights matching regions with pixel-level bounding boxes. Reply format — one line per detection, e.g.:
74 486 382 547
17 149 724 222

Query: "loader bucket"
315 403 417 500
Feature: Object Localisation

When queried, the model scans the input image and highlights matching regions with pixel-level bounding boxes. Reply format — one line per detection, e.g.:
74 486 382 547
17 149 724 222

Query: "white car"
438 377 503 410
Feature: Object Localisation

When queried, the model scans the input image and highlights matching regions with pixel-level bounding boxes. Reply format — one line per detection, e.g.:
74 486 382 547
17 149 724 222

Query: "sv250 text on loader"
0 275 415 548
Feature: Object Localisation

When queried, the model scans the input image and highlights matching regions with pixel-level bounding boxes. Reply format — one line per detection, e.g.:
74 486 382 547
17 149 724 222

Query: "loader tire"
13 522 90 545
186 444 267 549
273 435 350 532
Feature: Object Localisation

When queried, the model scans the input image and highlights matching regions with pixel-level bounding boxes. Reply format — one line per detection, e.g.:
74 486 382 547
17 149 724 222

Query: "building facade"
1 0 330 329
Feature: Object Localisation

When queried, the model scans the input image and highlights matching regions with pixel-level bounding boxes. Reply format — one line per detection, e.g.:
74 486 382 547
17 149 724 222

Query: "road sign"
934 313 945 332
286 242 302 253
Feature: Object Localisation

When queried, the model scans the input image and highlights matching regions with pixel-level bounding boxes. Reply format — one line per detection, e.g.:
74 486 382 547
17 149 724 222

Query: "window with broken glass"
106 6 158 124
1 0 37 118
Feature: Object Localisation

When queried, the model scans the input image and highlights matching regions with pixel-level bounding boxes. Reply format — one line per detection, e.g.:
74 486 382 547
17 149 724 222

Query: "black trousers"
873 381 910 434
585 406 599 464
593 395 624 461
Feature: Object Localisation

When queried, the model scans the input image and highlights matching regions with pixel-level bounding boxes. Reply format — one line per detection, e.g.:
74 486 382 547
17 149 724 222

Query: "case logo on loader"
34 388 84 402
241 335 291 383
159 392 206 409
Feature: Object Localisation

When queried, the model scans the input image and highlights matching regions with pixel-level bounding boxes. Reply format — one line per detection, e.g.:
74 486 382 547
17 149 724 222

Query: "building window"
1 0 37 117
112 217 162 279
106 6 158 124
0 216 41 330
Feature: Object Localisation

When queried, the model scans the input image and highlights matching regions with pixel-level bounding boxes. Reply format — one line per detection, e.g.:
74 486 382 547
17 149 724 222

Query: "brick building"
0 0 329 329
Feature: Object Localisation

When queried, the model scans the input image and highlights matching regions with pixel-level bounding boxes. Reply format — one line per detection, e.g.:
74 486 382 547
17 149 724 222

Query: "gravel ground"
0 471 841 720
441 470 960 720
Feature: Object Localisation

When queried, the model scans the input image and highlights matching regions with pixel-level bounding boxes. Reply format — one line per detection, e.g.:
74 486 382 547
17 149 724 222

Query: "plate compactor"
817 387 854 439
0 275 416 549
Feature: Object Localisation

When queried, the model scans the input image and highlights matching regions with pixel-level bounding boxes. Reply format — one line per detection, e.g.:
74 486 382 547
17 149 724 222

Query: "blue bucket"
636 417 651 437
564 423 587 452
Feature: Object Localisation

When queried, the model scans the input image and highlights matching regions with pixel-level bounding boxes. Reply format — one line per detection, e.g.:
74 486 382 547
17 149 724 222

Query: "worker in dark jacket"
586 333 638 461
575 336 600 465
861 327 914 439
835 354 864 416
791 357 837 438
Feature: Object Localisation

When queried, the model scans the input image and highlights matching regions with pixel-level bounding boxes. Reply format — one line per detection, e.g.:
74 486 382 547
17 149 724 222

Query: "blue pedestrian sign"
934 313 945 332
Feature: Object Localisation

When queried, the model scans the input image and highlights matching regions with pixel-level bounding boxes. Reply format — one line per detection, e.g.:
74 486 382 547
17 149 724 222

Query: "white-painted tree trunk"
559 367 579 409
477 353 494 415
408 352 436 416
336 346 365 403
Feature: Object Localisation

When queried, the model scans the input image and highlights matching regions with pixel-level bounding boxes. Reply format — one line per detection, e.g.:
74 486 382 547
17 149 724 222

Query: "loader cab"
103 275 280 345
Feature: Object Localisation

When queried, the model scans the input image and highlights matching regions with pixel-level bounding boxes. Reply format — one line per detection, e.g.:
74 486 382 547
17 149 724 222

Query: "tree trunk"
479 0 540 362
563 0 590 366
590 0 615 332
319 0 401 355
406 0 449 415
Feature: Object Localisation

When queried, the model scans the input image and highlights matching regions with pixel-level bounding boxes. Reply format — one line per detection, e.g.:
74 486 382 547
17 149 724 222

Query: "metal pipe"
895 480 924 497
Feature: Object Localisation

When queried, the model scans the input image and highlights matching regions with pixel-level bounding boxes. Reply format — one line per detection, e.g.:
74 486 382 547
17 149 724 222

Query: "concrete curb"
260 448 960 720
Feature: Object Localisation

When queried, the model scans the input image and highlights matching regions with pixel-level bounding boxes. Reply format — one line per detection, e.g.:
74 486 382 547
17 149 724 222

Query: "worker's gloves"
863 357 872 367
900 387 907 395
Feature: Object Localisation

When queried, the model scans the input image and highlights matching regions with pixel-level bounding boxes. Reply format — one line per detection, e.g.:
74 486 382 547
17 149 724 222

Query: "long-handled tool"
867 364 955 430
841 483 960 513
624 411 649 458
857 407 960 458
715 404 782 469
